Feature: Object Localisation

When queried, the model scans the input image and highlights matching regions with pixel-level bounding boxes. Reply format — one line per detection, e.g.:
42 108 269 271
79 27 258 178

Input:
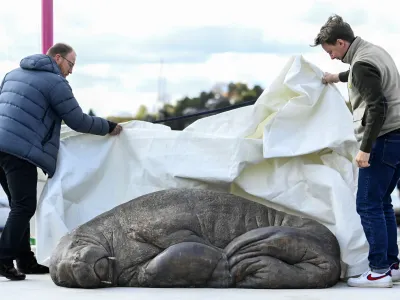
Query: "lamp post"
41 0 53 54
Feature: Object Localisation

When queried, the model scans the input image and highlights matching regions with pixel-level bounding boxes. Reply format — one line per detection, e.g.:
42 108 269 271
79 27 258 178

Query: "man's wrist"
334 74 340 83
107 121 117 133
338 72 348 82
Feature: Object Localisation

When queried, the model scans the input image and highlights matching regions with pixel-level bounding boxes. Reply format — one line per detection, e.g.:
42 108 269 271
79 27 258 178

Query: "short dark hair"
46 43 74 57
311 14 355 46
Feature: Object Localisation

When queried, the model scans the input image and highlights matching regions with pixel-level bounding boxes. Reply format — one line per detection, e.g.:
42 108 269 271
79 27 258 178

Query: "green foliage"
103 82 263 130
135 105 148 120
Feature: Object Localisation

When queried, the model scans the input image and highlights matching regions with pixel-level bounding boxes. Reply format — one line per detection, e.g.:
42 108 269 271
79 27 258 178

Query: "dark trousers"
356 131 400 272
0 152 37 261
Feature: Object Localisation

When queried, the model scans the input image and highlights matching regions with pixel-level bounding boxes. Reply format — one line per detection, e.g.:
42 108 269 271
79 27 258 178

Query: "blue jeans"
356 131 400 272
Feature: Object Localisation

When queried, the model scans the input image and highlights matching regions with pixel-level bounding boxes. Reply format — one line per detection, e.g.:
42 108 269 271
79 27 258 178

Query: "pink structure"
41 0 53 54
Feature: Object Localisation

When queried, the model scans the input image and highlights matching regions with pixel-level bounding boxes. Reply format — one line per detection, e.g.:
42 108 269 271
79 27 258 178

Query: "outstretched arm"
49 80 117 135
322 70 349 84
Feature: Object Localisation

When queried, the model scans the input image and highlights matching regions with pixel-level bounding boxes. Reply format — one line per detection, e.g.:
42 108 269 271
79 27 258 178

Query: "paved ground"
1 227 395 299
2 192 400 298
0 274 399 300
2 243 399 300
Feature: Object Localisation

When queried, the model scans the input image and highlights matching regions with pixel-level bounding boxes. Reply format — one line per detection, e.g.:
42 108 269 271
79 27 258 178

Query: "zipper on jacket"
42 121 55 146
41 106 49 121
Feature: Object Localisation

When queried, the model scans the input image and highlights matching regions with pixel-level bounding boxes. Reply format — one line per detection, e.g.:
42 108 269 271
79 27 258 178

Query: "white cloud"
0 0 399 118
72 85 159 117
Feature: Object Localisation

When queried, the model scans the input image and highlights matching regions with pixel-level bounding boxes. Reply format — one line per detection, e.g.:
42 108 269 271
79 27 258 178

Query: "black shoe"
16 256 49 274
0 259 26 280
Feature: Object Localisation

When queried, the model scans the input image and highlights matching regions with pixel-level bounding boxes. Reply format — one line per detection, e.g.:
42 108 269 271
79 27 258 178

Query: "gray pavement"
2 190 400 298
1 274 399 300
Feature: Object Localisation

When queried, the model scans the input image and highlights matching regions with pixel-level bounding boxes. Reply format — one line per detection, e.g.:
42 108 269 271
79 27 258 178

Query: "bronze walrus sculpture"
49 188 341 289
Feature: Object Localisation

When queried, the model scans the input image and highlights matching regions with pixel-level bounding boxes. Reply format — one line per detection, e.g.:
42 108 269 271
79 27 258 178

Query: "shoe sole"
17 267 49 275
347 281 393 288
7 276 26 281
0 273 26 281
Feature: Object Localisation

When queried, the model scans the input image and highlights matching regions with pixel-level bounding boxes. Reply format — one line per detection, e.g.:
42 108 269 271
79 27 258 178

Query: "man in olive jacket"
0 43 122 280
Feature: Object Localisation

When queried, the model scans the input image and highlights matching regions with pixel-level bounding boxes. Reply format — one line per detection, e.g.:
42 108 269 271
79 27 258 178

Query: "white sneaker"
390 263 400 282
347 270 393 288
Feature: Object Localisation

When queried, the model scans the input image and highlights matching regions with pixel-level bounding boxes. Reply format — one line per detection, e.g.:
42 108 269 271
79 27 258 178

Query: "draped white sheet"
35 55 368 278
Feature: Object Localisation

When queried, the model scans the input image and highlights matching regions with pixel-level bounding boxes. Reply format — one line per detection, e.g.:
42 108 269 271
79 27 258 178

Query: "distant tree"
105 82 264 131
88 109 96 116
135 105 148 120
253 85 264 98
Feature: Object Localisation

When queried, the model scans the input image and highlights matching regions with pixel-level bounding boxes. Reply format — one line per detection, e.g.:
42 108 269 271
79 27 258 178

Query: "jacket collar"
342 36 362 64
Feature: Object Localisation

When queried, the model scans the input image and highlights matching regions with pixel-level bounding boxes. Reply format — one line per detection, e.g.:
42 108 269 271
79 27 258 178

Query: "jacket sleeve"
352 61 386 153
338 70 349 82
48 80 110 135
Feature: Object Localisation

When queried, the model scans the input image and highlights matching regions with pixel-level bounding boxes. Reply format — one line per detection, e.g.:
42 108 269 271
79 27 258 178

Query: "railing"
152 99 257 124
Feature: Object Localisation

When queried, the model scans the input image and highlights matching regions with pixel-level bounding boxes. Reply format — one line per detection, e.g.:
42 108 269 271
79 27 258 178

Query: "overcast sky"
0 0 399 117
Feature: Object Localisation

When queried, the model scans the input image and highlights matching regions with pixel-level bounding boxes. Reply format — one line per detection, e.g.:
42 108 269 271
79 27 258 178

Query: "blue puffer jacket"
0 54 111 178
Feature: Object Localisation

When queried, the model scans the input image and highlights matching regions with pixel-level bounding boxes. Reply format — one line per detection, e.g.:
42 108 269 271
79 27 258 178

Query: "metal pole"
41 0 53 54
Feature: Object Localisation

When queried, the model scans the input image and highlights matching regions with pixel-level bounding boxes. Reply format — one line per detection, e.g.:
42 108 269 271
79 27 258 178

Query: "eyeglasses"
61 56 75 69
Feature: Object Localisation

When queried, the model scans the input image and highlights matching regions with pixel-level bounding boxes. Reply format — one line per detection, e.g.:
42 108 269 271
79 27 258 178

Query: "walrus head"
49 233 115 288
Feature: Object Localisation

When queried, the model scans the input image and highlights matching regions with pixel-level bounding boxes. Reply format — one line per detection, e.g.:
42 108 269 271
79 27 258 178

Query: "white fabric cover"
35 55 369 278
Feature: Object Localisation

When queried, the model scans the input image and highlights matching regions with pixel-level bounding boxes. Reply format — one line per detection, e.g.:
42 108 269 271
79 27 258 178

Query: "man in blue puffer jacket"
0 43 122 280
